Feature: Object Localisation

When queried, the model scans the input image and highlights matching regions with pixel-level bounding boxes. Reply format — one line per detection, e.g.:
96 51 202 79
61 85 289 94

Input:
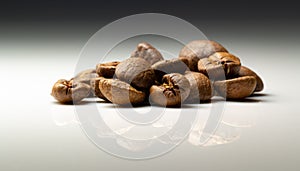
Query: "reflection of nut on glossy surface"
90 77 108 100
150 73 190 107
185 71 212 102
238 66 264 92
179 40 228 71
198 52 241 79
99 78 146 105
213 76 256 99
51 79 90 104
96 61 120 78
131 42 164 65
115 58 155 89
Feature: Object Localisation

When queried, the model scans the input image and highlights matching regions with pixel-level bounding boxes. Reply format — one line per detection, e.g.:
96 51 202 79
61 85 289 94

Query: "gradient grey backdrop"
1 1 300 171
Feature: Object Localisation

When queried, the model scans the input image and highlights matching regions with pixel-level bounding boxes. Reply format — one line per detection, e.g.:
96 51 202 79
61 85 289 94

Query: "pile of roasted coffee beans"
51 40 264 107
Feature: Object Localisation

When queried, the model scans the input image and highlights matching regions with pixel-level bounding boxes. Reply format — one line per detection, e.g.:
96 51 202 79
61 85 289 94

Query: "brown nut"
96 61 120 78
197 57 225 80
213 76 257 99
149 73 190 107
185 71 212 102
51 79 90 104
198 52 241 80
115 58 156 89
90 77 108 100
73 69 98 85
238 66 264 92
73 69 98 97
179 40 228 71
131 42 164 65
151 58 188 81
178 56 199 71
99 78 146 105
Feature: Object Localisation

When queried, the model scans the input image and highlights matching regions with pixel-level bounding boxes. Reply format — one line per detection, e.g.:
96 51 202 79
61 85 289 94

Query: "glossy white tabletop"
1 33 299 171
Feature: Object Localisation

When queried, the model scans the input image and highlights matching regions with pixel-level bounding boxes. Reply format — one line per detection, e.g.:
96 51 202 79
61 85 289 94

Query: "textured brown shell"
99 78 146 105
238 66 264 92
115 58 155 89
90 77 108 100
197 57 225 80
151 58 188 81
214 76 257 99
149 73 190 107
73 69 97 85
185 71 212 102
51 79 90 104
179 40 228 71
131 42 164 65
198 52 241 80
96 61 120 78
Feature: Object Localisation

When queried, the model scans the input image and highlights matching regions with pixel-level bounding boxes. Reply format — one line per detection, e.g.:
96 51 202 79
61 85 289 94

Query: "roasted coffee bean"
178 56 199 71
151 58 188 81
198 52 241 80
52 39 264 105
51 79 90 104
90 77 108 100
96 61 120 78
115 58 156 89
213 76 256 99
179 40 228 71
149 73 190 107
178 56 189 66
131 42 164 65
99 78 146 105
185 71 212 102
73 69 98 85
238 66 264 92
197 57 225 80
73 69 98 97
75 69 96 77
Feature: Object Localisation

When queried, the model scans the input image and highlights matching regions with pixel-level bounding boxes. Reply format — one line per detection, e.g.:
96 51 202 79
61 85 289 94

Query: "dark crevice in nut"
149 73 190 107
198 52 241 80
